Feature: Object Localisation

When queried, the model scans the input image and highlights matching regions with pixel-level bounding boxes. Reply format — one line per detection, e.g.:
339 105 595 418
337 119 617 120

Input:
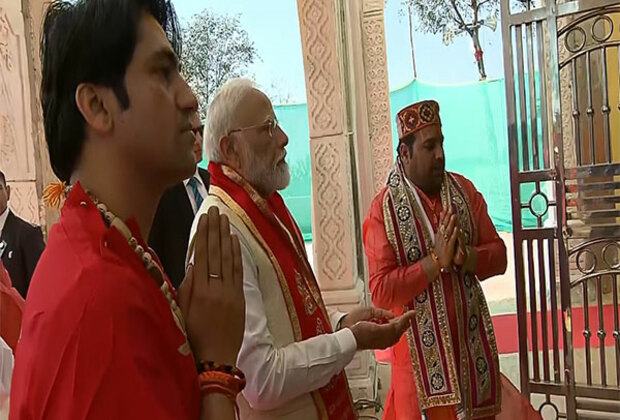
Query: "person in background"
0 171 45 298
150 111 209 288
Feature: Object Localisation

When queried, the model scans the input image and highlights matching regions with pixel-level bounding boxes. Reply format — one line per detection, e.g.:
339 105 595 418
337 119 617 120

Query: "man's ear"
398 143 411 162
220 136 236 162
75 83 115 134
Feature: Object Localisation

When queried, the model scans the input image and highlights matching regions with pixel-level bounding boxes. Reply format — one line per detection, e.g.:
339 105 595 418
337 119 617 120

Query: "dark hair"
0 171 5 187
398 133 416 157
40 0 181 183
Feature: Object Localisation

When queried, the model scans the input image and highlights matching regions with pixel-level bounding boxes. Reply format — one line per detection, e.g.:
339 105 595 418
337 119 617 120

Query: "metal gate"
501 1 620 418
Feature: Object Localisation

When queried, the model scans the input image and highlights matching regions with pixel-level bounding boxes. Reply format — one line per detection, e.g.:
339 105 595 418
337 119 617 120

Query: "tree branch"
476 0 492 12
448 0 469 29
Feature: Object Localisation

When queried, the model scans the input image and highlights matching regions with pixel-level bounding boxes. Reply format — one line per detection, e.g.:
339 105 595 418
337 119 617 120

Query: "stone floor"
356 354 523 419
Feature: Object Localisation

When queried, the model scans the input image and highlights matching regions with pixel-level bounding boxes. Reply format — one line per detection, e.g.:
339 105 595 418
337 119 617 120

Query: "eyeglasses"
228 118 280 138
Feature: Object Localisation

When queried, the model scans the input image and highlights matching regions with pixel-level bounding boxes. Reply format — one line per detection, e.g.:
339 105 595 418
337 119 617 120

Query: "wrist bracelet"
429 251 441 272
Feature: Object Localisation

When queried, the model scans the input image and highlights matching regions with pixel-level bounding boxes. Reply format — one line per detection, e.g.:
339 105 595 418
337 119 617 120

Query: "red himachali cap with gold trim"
396 100 441 141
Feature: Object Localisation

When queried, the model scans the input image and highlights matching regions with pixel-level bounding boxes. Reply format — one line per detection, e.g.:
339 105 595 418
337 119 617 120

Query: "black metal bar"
516 236 531 394
575 384 620 400
583 281 593 385
600 48 612 164
528 239 540 381
570 271 620 288
516 25 530 172
575 397 620 413
527 23 539 170
520 228 556 241
566 208 620 220
596 276 607 387
517 169 556 183
613 274 620 387
508 9 547 26
567 224 620 240
586 51 595 165
535 22 550 169
535 182 542 228
564 162 620 178
565 181 620 193
539 239 550 381
559 41 620 70
548 239 561 384
548 3 576 415
557 2 620 24
571 59 582 166
529 381 566 395
567 195 620 207
501 4 530 394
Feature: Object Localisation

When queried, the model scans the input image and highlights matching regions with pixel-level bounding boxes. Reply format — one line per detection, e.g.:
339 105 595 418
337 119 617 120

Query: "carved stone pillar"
347 0 394 228
0 0 54 232
359 0 394 198
22 0 59 233
297 0 363 308
1 1 37 224
297 0 394 404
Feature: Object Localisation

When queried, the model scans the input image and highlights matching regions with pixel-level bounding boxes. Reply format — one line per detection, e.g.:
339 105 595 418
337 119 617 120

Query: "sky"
173 0 506 104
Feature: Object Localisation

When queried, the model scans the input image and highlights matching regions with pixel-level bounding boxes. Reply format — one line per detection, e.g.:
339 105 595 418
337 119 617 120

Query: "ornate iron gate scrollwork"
501 1 620 418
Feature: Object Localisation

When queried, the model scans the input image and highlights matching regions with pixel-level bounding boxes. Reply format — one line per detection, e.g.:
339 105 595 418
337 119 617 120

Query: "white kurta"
188 195 357 420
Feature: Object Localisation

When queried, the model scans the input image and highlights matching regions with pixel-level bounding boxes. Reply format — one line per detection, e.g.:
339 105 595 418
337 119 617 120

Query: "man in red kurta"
363 101 539 420
11 185 202 418
9 1 245 419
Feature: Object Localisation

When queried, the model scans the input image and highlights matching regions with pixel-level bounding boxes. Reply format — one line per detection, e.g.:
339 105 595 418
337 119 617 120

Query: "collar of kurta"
62 183 162 283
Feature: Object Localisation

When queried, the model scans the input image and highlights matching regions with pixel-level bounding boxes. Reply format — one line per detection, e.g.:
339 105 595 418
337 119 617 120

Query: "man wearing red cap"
363 100 523 419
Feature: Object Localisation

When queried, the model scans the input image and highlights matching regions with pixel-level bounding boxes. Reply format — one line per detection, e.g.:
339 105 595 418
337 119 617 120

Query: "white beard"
240 146 290 194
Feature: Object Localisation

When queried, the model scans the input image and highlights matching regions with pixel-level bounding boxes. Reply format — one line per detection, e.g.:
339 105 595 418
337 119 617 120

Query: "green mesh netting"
204 79 539 240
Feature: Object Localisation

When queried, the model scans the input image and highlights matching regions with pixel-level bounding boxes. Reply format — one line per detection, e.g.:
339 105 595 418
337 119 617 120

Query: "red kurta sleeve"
0 262 24 352
455 174 508 280
363 189 430 311
0 284 24 353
